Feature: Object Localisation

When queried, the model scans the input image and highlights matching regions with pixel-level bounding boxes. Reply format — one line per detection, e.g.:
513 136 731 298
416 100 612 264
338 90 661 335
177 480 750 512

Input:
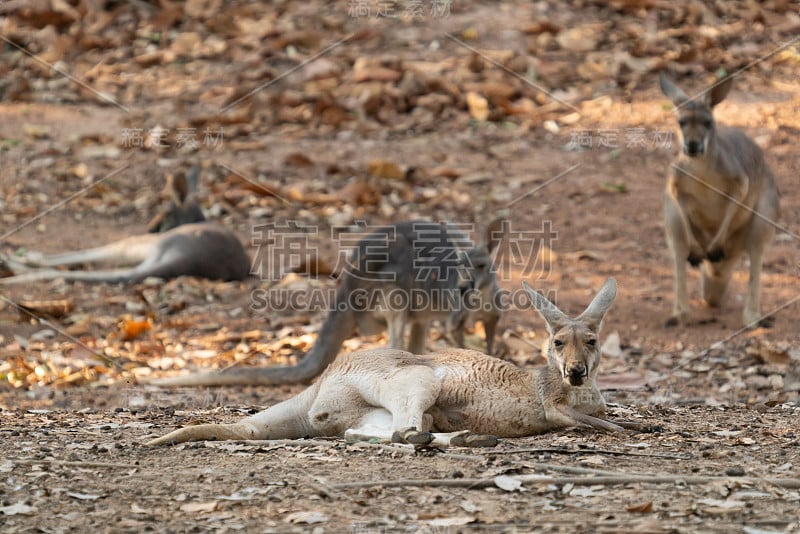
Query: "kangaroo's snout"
683 140 704 156
565 363 588 386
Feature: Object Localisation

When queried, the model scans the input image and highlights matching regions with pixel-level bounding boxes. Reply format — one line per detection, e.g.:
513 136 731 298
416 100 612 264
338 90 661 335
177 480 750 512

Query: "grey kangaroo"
659 72 779 328
147 279 622 447
152 220 504 387
0 166 251 284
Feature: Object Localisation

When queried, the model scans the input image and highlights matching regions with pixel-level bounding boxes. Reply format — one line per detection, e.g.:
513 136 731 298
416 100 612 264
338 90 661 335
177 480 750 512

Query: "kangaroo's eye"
553 339 564 348
678 118 687 127
586 338 597 347
703 120 712 128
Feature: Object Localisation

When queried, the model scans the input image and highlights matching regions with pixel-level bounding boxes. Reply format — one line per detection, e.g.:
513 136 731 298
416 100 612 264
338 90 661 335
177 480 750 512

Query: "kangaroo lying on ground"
659 73 780 328
152 220 503 387
0 166 251 284
146 278 621 447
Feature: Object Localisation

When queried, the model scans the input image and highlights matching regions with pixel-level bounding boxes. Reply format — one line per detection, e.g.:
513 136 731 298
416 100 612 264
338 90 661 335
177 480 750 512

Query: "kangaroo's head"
523 278 616 387
147 164 206 233
460 218 503 295
659 72 732 158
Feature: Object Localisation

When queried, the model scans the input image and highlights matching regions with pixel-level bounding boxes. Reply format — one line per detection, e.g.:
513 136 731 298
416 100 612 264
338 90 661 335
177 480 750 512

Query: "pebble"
725 466 746 477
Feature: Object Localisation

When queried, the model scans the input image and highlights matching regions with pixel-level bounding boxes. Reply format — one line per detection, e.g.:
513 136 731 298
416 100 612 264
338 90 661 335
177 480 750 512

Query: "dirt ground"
1 1 799 532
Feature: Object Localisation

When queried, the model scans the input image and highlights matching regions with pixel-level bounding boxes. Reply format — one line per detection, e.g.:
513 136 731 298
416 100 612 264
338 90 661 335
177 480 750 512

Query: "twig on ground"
331 474 800 491
9 458 139 469
485 447 691 460
204 438 339 449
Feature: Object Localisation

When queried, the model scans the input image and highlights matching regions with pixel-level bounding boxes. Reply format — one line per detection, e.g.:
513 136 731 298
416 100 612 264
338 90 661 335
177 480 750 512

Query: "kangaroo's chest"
669 165 751 239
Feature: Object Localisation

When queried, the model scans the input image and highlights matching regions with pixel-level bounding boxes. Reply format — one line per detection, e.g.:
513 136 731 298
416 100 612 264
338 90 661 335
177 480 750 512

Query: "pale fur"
146 278 621 447
150 220 503 387
659 73 779 327
0 166 250 284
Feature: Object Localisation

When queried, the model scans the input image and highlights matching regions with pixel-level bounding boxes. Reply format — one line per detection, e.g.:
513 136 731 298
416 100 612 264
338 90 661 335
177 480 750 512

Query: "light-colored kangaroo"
152 220 503 387
146 278 621 447
0 166 251 284
659 72 779 328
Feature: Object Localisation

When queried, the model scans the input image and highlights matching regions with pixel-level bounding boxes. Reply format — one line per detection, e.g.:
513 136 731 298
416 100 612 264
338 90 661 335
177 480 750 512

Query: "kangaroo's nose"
567 364 587 386
684 141 703 156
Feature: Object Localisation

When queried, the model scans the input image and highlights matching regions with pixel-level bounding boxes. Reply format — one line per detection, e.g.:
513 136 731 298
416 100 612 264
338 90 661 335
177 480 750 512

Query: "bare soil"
1 1 799 532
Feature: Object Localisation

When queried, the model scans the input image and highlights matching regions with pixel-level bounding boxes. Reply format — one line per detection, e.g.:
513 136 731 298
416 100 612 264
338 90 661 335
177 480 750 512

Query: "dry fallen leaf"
494 475 523 492
119 319 152 341
367 159 406 180
179 501 218 513
67 492 102 501
285 510 328 524
17 299 75 319
0 502 37 515
556 25 602 52
427 516 475 527
130 503 149 514
284 152 315 167
626 501 653 513
466 92 490 121
746 340 790 365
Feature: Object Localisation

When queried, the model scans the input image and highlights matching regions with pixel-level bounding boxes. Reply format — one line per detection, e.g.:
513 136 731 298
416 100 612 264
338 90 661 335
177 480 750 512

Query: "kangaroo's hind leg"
368 363 446 446
27 235 160 268
664 193 691 327
742 197 777 327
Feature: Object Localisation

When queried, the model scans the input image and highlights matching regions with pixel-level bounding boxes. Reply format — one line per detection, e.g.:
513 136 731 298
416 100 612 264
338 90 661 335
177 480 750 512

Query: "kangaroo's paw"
705 247 725 263
744 312 774 329
756 316 775 329
449 431 499 448
608 420 663 433
687 250 704 267
392 427 434 447
663 313 686 329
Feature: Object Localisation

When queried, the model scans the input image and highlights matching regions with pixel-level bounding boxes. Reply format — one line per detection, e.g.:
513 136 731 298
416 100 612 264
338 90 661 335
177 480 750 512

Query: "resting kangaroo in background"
152 220 503 388
147 278 622 447
0 166 251 284
659 72 779 328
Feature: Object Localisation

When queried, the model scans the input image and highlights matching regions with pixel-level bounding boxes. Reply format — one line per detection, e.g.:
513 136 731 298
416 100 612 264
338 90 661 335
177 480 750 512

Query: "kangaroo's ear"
523 281 568 333
577 278 617 331
705 77 733 108
659 71 688 107
484 218 506 254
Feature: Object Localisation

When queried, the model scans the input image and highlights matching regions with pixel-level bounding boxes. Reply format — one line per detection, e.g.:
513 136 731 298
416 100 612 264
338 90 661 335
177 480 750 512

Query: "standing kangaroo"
659 72 779 327
147 278 621 447
0 166 251 284
152 220 503 387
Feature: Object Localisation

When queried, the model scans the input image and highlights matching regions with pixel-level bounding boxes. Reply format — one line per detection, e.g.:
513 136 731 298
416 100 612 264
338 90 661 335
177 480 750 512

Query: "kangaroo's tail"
146 382 321 445
150 291 357 387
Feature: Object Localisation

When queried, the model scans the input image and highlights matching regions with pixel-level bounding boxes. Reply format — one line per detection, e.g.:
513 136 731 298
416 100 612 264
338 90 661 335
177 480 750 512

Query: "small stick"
530 463 652 477
203 438 482 461
9 458 140 469
202 438 339 449
484 447 691 460
331 474 800 491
